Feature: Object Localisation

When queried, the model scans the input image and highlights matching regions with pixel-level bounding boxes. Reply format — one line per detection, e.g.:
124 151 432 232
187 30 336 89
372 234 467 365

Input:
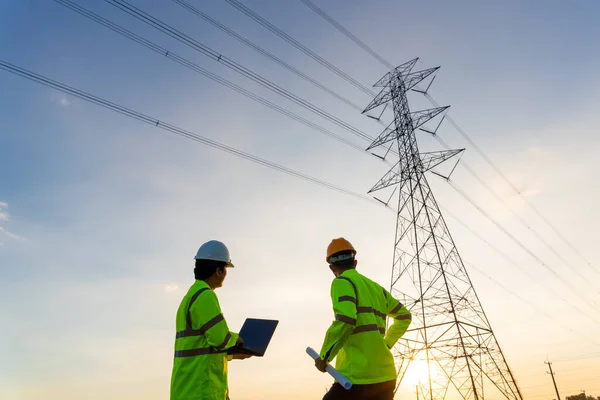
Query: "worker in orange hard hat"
315 237 412 400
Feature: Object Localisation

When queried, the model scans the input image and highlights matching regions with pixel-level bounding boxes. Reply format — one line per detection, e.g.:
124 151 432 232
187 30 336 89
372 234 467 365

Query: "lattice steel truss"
364 58 523 400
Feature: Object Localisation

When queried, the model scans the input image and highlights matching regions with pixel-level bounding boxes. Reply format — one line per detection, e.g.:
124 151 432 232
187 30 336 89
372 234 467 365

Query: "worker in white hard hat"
170 240 251 400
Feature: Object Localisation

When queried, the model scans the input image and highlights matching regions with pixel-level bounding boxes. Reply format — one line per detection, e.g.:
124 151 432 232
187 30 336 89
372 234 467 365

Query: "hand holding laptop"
230 337 253 360
231 353 253 360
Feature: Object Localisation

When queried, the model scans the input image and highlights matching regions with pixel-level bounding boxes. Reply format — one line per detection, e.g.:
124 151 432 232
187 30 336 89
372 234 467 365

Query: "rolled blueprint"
306 347 352 390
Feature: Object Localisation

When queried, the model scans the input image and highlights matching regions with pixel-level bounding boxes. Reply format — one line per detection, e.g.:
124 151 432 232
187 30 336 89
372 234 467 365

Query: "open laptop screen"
230 318 278 357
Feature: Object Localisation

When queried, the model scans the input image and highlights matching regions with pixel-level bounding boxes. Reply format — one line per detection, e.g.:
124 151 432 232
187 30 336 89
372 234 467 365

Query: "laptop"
228 318 279 357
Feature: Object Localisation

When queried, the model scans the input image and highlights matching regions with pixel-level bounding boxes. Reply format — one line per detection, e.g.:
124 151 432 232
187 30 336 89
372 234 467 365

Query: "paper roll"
306 347 353 390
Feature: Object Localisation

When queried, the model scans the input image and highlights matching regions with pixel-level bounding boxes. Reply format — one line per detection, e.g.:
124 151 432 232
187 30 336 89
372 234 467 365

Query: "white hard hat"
194 240 235 268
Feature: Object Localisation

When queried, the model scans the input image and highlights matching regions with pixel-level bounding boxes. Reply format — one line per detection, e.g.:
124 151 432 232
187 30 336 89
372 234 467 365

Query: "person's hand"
315 357 328 373
231 353 253 360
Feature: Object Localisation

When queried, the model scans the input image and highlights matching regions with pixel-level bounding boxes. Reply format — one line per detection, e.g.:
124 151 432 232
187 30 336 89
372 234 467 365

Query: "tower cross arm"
420 149 465 173
373 57 420 87
402 67 440 92
368 160 403 193
412 106 450 129
366 120 396 150
362 86 393 113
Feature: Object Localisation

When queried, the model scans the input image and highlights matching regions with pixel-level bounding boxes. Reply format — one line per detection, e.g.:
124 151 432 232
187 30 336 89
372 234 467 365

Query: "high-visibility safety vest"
170 280 239 400
319 269 412 385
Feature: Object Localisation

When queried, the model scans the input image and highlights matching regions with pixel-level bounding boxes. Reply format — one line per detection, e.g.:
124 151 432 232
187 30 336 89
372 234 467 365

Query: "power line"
431 133 597 292
103 0 377 146
440 204 600 337
225 0 375 96
431 135 600 318
424 93 600 276
59 0 596 344
299 0 394 70
299 0 599 277
172 0 364 112
5 56 599 366
466 261 600 348
238 0 598 303
103 1 592 298
52 2 575 312
229 0 600 324
223 0 375 97
232 0 600 327
553 352 600 362
447 177 600 319
0 60 380 206
294 3 600 310
53 0 374 159
298 0 600 317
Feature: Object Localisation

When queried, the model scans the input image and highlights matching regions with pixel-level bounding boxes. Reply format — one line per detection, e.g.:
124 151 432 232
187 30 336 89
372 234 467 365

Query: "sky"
1 0 600 399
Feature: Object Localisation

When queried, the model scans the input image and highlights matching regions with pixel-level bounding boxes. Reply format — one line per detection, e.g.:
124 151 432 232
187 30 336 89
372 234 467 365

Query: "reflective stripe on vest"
175 347 216 357
390 302 404 315
335 314 357 325
357 306 386 320
176 313 224 338
336 276 358 303
338 295 357 304
353 324 385 335
337 276 385 334
173 287 219 358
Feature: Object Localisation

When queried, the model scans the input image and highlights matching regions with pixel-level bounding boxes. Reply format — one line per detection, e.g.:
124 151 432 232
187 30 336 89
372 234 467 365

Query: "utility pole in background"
545 361 561 400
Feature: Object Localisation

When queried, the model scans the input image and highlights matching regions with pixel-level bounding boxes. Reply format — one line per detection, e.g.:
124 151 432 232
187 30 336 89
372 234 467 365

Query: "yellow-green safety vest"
170 280 239 400
319 269 412 385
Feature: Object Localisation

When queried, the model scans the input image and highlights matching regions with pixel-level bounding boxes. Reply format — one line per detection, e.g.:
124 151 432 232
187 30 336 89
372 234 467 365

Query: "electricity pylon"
364 58 523 400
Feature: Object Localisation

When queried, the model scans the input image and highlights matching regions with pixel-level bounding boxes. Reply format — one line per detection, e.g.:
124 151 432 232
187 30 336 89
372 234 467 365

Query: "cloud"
50 93 71 107
4 230 26 241
0 202 8 230
163 283 179 293
0 202 26 245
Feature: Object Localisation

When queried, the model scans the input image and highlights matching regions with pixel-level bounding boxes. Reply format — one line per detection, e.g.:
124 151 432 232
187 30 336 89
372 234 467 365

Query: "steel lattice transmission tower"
363 58 523 400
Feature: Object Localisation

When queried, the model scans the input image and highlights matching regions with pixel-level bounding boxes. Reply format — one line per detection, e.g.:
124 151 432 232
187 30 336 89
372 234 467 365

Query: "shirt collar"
340 269 358 278
193 279 211 290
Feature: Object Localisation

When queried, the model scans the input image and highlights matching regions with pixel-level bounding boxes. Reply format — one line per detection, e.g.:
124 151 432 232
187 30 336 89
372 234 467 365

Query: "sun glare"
404 359 438 385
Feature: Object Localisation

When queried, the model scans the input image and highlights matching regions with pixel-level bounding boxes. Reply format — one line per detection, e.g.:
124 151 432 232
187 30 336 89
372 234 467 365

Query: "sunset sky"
1 1 599 399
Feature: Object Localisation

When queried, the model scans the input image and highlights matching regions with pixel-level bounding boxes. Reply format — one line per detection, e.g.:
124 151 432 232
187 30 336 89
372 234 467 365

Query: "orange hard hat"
326 238 356 263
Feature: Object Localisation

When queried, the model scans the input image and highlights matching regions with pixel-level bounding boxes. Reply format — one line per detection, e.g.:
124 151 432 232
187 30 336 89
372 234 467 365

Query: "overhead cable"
53 0 373 158
448 178 600 317
299 0 598 276
426 93 599 276
4 58 598 352
172 0 364 112
57 0 600 340
432 134 597 291
466 261 600 348
239 0 595 297
0 60 379 206
299 0 395 70
103 0 378 146
224 0 376 97
440 204 600 329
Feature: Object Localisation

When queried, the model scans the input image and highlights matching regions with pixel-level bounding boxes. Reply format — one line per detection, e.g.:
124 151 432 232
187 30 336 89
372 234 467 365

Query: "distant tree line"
566 393 599 400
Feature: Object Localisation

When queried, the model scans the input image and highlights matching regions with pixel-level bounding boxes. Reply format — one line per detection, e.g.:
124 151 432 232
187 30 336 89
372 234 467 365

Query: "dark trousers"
323 379 396 400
